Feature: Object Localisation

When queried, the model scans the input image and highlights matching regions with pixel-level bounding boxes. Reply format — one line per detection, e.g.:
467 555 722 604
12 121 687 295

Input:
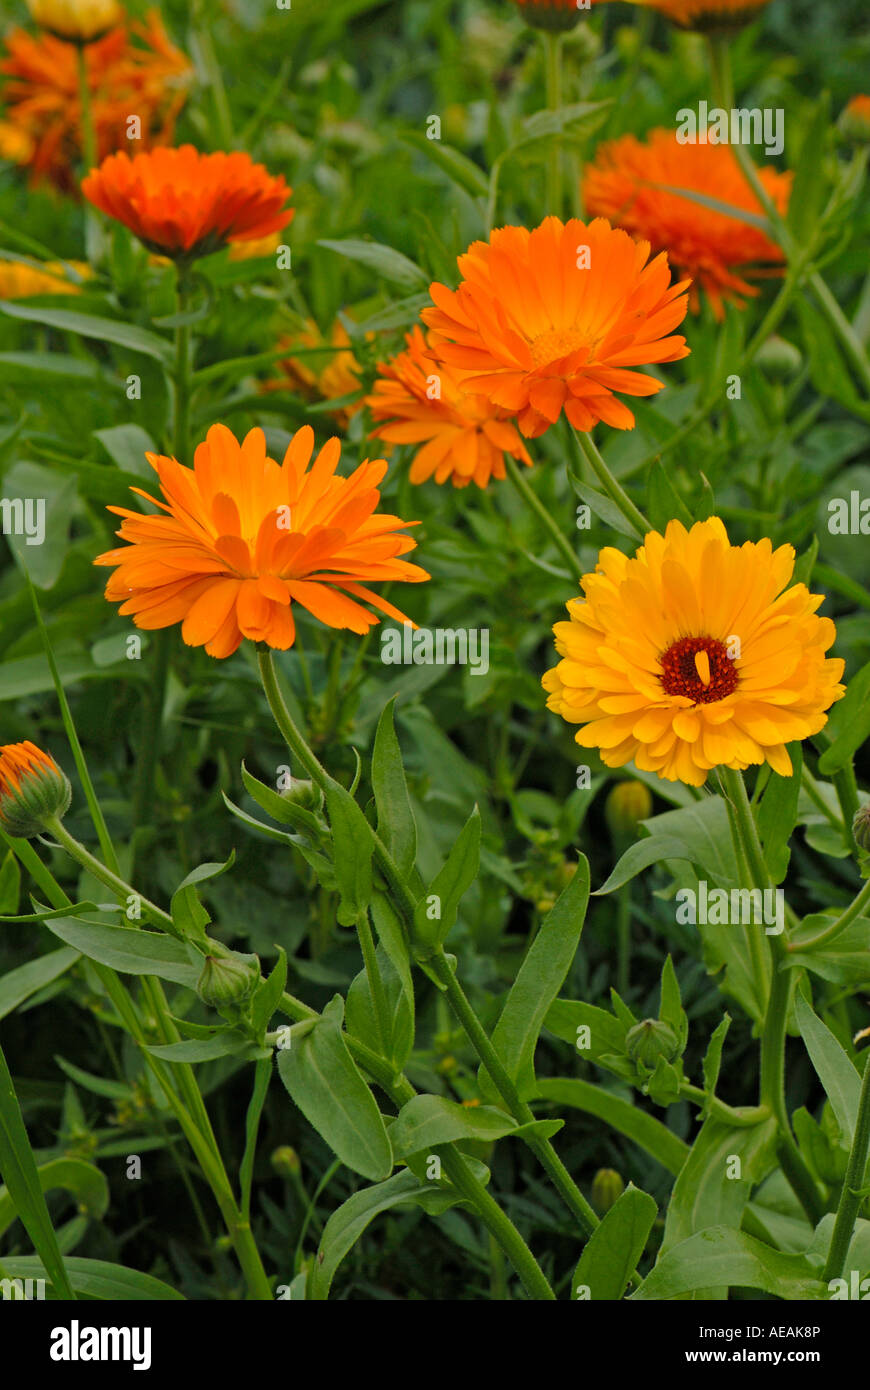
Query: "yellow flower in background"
228 231 283 262
26 0 124 43
0 119 35 164
543 517 845 786
264 319 365 430
0 258 89 297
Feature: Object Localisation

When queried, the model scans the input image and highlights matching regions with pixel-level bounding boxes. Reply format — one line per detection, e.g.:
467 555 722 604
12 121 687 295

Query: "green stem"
503 454 583 582
571 427 650 539
679 1083 770 1128
823 1050 870 1282
44 819 179 936
616 883 631 996
543 30 563 218
795 877 870 953
357 909 392 1057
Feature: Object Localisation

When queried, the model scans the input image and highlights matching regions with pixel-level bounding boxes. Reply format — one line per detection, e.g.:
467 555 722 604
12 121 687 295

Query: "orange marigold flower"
0 10 191 193
0 257 89 298
421 216 690 439
264 318 364 430
366 325 533 488
511 0 587 31
584 0 770 29
82 145 293 261
585 129 790 320
94 424 428 659
0 741 72 838
840 95 870 144
26 0 124 43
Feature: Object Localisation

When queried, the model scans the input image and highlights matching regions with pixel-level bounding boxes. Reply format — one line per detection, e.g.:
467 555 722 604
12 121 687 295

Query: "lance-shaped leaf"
573 1186 657 1300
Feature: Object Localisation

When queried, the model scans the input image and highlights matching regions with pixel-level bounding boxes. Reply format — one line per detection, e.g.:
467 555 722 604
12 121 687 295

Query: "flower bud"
755 335 803 380
511 0 585 33
853 804 870 854
839 95 870 146
196 950 260 1009
271 1146 301 1178
280 777 324 813
591 1168 624 1215
626 1018 679 1070
604 780 652 840
0 741 72 839
26 0 124 42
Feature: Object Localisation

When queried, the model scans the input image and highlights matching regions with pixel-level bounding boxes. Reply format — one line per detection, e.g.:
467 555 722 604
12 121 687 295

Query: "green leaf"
369 892 414 1036
0 352 107 384
787 95 832 244
398 132 488 198
0 301 173 362
251 948 288 1036
414 806 481 948
325 782 375 926
658 184 770 234
372 698 417 880
145 1034 261 1063
702 1015 731 1109
646 458 694 531
43 913 201 990
632 1227 826 1301
317 239 428 292
544 998 629 1071
169 854 235 944
756 746 802 883
240 762 326 839
0 1038 74 1299
0 1158 108 1237
93 424 156 475
483 856 590 1101
277 996 393 1182
390 1095 516 1159
512 100 611 154
535 1078 688 1175
0 1254 183 1300
817 659 870 774
596 798 741 895
573 1186 657 1300
794 992 861 1141
0 947 79 1021
345 947 413 1069
788 916 870 986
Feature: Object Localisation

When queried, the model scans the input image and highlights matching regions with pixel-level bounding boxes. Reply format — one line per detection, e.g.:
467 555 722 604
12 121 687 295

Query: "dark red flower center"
659 635 738 705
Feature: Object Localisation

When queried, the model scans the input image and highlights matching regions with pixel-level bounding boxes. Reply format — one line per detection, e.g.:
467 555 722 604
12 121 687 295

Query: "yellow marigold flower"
585 130 790 320
265 319 365 430
542 517 845 787
27 0 124 42
228 231 283 262
0 741 72 838
0 119 35 164
366 326 533 489
0 258 88 297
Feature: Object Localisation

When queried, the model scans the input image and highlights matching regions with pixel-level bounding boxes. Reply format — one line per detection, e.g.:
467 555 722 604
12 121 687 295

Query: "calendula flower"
26 0 124 43
0 741 72 838
264 318 365 430
542 517 845 786
95 424 428 658
366 325 532 488
0 258 89 297
0 119 34 164
840 95 870 144
587 0 770 30
585 130 790 319
1 12 191 193
228 231 283 262
82 145 293 261
422 216 690 438
511 0 587 31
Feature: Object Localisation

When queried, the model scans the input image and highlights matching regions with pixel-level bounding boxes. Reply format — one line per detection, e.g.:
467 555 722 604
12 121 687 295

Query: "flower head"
1 12 191 193
0 741 72 838
585 130 790 319
0 258 88 298
511 0 587 31
587 0 771 31
95 423 428 659
82 145 293 261
264 318 365 430
840 95 870 145
422 216 690 439
366 325 533 488
0 119 35 165
542 517 845 786
26 0 124 43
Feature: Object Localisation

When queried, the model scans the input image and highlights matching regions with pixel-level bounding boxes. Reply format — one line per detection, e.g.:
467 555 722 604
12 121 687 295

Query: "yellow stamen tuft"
694 650 711 686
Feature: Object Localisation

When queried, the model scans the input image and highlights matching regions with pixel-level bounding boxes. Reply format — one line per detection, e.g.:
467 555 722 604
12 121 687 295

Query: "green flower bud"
839 96 870 146
604 780 653 839
591 1168 624 1215
853 804 870 854
0 741 72 839
626 1018 679 1070
280 777 324 813
197 950 260 1008
271 1146 301 1178
512 0 584 34
755 335 803 380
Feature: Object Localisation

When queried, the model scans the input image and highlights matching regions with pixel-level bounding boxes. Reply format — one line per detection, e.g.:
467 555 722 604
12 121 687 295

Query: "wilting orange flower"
511 0 586 30
26 0 124 43
840 95 870 144
82 145 293 261
0 11 191 193
0 258 89 298
366 326 532 488
0 741 72 838
95 424 428 658
265 319 365 430
422 216 690 439
543 517 844 786
585 130 790 320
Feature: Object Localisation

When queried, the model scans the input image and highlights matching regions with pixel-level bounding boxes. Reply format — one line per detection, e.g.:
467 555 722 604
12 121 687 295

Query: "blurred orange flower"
616 0 771 30
265 319 365 430
82 145 294 260
95 424 428 658
366 326 532 488
585 130 790 319
840 95 870 143
0 10 191 193
0 257 89 297
422 216 690 439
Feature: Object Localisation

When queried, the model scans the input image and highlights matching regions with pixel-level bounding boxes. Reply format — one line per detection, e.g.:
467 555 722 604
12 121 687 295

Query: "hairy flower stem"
503 454 584 582
571 427 651 539
717 768 825 1224
823 1049 870 1282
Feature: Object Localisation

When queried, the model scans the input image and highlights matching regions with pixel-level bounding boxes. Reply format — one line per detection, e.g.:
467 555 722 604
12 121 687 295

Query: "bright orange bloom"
840 95 870 143
0 741 72 838
585 130 790 320
26 0 124 43
95 424 428 658
0 258 89 298
0 11 191 194
422 216 690 439
265 319 365 430
82 145 293 260
366 326 533 488
511 0 586 30
585 0 770 29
